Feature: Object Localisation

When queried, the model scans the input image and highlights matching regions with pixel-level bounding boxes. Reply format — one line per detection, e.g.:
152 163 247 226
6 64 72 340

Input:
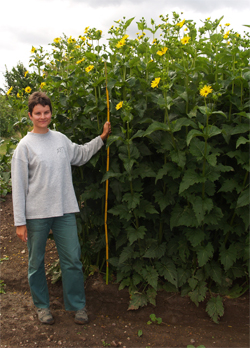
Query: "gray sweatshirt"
11 130 104 226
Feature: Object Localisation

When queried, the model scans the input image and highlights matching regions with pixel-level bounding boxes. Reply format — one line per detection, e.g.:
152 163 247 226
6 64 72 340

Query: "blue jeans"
26 214 86 311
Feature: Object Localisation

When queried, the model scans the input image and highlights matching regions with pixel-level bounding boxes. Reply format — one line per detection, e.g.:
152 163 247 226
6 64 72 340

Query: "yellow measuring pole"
104 62 110 285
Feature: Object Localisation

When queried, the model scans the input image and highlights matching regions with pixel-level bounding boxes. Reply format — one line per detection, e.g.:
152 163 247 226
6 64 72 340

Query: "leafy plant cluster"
5 14 250 322
0 138 19 200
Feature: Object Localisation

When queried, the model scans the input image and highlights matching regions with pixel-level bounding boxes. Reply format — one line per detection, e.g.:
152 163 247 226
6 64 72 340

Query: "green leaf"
101 170 121 183
205 125 222 138
231 123 250 135
218 178 241 193
196 242 214 267
220 244 237 271
143 241 166 259
205 261 223 285
177 268 192 287
187 129 204 146
185 228 205 247
204 206 223 225
132 272 143 286
119 245 134 264
146 287 157 306
120 156 136 173
179 169 205 194
189 138 206 160
170 205 198 229
206 153 218 166
108 204 132 221
127 226 147 245
156 258 178 287
206 296 224 324
171 117 197 133
236 136 250 148
188 106 198 118
198 106 212 114
211 110 227 118
141 266 159 290
188 277 198 290
133 164 156 179
106 135 123 147
170 148 186 169
191 196 213 224
128 292 148 310
236 186 250 208
138 329 143 337
138 199 159 216
81 183 104 200
154 190 173 212
188 280 208 306
122 192 141 209
143 121 170 137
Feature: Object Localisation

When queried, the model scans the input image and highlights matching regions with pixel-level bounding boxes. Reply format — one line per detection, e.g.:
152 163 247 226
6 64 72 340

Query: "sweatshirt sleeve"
11 148 29 226
66 135 104 166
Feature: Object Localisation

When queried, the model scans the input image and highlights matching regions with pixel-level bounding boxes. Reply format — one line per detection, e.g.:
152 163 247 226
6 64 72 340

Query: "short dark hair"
28 92 52 115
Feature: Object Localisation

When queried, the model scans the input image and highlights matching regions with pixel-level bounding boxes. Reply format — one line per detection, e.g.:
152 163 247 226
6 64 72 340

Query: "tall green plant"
5 14 250 322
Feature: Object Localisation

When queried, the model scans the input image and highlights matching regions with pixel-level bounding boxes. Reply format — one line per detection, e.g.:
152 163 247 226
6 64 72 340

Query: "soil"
0 193 249 348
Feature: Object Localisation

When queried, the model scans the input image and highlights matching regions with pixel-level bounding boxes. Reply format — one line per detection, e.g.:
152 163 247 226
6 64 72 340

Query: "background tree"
3 62 36 95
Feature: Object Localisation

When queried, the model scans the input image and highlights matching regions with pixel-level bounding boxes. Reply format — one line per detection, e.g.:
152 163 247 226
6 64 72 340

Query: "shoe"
74 307 89 324
36 308 54 325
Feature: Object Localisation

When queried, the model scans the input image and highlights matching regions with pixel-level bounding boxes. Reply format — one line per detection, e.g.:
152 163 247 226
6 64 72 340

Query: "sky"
1 0 249 91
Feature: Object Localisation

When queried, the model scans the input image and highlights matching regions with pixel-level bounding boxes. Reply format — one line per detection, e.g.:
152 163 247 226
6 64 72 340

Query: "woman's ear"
28 112 32 121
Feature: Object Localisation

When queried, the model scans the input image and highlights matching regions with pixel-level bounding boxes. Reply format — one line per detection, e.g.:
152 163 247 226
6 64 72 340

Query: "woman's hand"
100 121 111 141
16 225 28 242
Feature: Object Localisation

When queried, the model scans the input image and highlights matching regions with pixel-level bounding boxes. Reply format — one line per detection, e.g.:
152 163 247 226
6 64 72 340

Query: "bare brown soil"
0 193 249 348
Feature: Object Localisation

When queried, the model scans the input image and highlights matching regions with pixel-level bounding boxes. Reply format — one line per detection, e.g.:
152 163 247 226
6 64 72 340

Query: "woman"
11 91 111 325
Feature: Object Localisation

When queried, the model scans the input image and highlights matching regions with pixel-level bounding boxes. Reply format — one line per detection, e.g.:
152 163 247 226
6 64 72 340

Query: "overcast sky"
1 0 249 91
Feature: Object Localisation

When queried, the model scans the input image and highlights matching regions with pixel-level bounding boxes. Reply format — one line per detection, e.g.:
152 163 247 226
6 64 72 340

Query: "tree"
3 62 36 95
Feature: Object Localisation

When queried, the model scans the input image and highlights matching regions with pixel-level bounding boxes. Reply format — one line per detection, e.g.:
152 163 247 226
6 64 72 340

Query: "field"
1 193 249 348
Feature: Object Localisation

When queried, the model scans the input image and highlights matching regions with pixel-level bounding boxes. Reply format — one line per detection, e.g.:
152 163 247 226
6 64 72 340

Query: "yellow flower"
207 17 211 20
223 30 230 39
236 33 240 38
157 47 168 56
176 19 185 28
116 35 129 48
116 39 125 48
6 86 13 95
84 26 89 33
40 82 46 89
85 65 94 73
31 46 36 53
79 36 86 42
53 37 61 44
24 71 29 77
181 36 191 45
25 86 32 94
151 77 161 88
200 85 213 97
76 58 85 64
17 93 21 98
116 101 123 110
225 23 230 26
